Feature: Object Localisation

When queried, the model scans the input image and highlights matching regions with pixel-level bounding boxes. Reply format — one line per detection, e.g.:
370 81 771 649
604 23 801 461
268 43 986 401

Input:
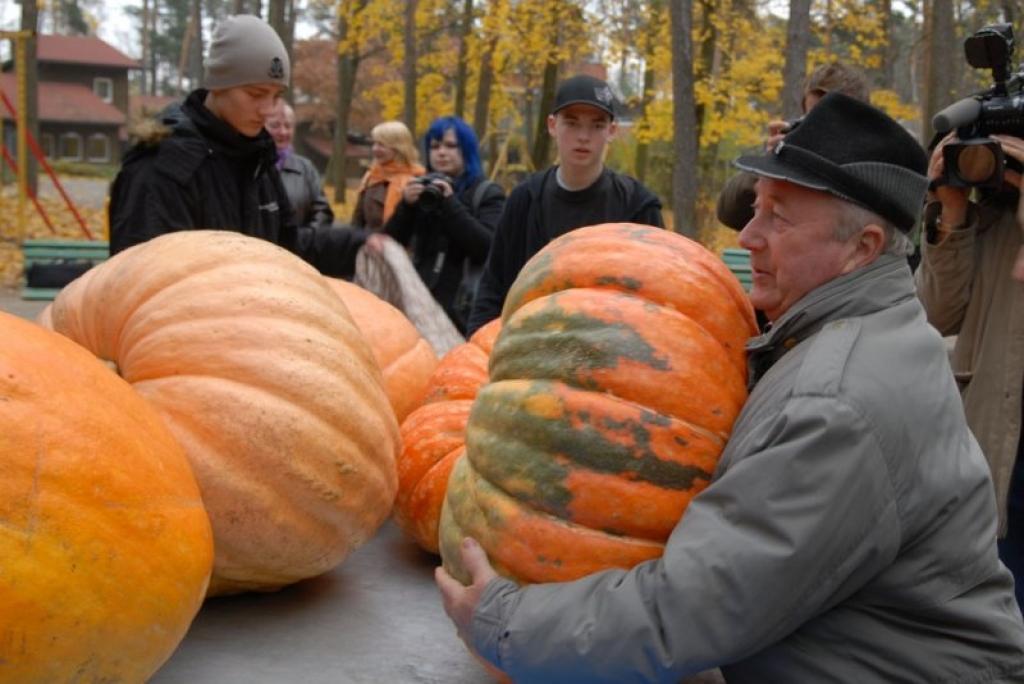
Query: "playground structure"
0 29 106 300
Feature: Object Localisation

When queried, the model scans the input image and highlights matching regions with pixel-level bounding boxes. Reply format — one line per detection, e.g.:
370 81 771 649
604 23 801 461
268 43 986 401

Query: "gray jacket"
279 152 334 230
471 255 1024 683
916 199 1024 535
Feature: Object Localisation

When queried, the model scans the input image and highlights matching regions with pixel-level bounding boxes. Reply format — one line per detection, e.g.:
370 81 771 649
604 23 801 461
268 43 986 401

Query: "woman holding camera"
384 116 506 333
352 121 424 231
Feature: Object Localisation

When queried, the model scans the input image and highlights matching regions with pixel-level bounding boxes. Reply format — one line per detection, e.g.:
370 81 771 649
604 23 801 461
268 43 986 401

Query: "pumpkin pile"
0 311 213 682
440 223 758 584
393 319 502 553
43 230 400 595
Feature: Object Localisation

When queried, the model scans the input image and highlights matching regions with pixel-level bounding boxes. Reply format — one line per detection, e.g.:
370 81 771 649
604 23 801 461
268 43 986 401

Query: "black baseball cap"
552 74 617 119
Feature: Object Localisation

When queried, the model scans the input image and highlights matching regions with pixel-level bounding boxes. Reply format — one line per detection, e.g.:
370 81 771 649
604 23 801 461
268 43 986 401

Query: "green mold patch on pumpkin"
468 382 712 510
491 298 670 388
594 275 643 291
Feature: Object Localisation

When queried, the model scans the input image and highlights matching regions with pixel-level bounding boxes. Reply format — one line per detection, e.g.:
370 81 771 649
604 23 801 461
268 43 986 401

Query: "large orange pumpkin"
0 312 213 681
325 278 439 422
45 231 399 595
441 224 758 584
393 319 501 553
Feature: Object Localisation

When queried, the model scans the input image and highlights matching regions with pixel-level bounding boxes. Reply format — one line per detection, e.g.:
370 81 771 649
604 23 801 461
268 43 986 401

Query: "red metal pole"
0 90 95 240
0 142 57 234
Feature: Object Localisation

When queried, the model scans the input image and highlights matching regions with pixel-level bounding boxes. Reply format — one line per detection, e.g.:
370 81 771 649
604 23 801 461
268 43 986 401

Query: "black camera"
933 23 1024 189
412 172 454 212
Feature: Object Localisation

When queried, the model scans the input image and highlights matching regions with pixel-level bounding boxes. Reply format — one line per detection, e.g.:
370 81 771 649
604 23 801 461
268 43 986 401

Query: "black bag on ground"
25 260 94 288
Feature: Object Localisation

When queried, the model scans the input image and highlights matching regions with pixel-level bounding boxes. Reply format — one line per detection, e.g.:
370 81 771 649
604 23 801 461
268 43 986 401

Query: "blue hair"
423 116 483 193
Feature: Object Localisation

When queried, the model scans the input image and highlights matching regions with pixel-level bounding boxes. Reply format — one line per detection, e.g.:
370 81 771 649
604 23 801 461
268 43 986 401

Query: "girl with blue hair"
385 116 506 333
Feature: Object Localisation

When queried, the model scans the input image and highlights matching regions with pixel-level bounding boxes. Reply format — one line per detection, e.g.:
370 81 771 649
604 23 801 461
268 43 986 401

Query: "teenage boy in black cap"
438 92 1024 682
465 74 663 334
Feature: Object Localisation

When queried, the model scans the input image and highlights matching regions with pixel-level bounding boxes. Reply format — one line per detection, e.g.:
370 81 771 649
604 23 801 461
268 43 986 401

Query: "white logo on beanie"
594 86 613 105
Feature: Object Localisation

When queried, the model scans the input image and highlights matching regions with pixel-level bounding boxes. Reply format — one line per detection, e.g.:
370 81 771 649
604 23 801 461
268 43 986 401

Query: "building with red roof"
1 34 139 165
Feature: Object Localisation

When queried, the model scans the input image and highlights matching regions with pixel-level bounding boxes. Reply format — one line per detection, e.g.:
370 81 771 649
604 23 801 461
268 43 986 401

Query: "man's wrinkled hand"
435 537 499 645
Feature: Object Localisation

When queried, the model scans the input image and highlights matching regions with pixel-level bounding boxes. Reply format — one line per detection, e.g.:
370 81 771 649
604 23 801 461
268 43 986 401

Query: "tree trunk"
530 57 559 170
694 0 716 144
284 0 296 72
189 0 204 90
473 37 495 139
141 0 150 95
403 0 418 134
332 1 365 204
921 0 956 145
780 0 812 119
150 0 160 95
670 0 699 238
268 0 286 40
20 0 39 196
635 64 655 183
881 0 897 89
453 0 473 119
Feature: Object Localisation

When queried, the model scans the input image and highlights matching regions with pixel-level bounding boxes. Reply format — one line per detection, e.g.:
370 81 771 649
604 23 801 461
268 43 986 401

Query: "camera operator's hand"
992 135 1024 282
765 119 790 151
928 133 970 232
430 178 454 199
402 181 427 205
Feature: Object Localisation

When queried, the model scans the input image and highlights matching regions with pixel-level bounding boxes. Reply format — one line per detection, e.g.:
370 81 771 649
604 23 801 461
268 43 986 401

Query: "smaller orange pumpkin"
393 319 501 553
1 311 213 682
326 278 439 422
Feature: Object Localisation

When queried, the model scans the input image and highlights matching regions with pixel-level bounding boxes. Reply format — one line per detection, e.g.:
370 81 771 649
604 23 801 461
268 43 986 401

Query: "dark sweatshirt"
466 166 663 334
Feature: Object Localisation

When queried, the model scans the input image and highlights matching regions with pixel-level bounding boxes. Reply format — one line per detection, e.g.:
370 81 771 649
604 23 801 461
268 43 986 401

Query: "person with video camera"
917 22 1024 610
918 134 1024 607
383 116 506 333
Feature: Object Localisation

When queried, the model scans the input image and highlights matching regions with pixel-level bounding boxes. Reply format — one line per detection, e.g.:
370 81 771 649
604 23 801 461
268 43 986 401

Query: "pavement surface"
0 286 47 320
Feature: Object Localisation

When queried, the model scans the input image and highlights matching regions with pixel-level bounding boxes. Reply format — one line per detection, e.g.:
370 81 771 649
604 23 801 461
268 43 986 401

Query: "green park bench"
21 239 109 301
721 247 752 292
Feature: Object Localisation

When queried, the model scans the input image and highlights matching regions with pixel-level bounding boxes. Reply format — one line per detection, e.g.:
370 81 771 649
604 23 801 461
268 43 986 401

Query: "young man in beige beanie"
109 15 366 276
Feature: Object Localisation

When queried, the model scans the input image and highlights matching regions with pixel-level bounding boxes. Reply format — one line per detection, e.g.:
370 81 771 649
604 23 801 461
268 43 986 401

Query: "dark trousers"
999 442 1024 610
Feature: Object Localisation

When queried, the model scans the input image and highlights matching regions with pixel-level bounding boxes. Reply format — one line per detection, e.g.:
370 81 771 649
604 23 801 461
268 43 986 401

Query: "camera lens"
956 145 999 184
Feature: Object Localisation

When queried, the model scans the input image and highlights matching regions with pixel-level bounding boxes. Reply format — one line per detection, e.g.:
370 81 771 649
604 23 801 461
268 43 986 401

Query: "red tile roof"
37 35 140 69
0 73 125 125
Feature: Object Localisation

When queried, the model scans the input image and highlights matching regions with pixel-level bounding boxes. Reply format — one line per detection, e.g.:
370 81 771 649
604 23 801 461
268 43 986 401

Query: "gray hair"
833 200 915 257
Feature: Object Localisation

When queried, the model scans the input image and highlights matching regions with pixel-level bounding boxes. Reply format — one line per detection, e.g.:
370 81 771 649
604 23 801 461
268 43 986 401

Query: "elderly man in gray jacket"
436 92 1024 683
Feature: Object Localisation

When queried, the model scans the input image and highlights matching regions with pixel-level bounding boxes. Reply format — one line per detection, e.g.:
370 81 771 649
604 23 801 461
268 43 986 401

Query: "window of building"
93 77 113 103
40 133 55 158
59 132 82 161
86 133 109 163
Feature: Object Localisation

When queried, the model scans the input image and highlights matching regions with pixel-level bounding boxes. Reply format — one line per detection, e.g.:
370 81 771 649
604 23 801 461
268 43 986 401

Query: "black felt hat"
735 92 928 231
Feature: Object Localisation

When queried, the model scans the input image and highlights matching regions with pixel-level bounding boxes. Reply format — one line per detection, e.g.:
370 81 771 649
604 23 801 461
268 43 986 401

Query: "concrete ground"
4 287 729 684
0 286 47 320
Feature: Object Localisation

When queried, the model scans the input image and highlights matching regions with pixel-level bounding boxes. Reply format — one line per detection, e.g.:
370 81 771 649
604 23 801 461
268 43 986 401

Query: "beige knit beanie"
204 15 290 90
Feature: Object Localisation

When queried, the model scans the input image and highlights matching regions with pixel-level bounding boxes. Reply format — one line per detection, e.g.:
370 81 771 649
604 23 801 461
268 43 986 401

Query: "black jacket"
384 177 505 332
466 167 663 334
109 89 365 277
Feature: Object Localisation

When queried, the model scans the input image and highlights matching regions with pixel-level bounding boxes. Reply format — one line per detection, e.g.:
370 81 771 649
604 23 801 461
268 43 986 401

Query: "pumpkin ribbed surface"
441 224 757 584
0 312 213 682
45 231 399 595
325 278 439 422
394 319 500 553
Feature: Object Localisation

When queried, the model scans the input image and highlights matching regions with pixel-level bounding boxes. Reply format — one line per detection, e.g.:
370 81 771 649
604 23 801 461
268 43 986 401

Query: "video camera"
933 23 1024 189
